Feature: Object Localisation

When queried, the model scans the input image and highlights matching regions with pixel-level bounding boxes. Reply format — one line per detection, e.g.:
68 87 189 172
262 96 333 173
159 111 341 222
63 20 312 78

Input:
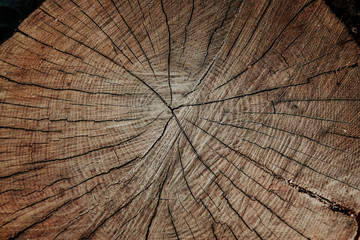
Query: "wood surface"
0 0 359 239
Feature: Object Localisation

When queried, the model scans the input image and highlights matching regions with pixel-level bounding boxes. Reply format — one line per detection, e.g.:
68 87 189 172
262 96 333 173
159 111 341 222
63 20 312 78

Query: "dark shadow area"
0 0 45 45
0 0 359 46
326 0 360 45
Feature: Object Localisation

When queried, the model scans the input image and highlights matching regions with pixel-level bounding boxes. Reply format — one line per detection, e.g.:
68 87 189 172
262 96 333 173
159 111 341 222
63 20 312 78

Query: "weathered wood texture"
0 0 359 239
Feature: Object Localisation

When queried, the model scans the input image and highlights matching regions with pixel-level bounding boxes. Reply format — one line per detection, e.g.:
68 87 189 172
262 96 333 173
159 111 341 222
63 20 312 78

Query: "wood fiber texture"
0 0 359 239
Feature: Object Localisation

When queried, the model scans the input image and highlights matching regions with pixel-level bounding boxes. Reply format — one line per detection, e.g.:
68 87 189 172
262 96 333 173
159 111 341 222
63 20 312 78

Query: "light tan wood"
0 0 359 239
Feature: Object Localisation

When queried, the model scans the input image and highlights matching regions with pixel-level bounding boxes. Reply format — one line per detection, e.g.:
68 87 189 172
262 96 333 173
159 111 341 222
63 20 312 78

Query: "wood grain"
0 0 359 239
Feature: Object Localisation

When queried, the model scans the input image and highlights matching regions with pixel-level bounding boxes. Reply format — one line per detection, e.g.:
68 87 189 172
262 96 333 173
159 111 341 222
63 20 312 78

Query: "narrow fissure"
355 213 360 240
286 180 357 217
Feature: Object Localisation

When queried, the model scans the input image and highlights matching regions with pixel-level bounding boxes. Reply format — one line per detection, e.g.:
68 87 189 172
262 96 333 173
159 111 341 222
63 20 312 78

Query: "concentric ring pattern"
0 0 359 239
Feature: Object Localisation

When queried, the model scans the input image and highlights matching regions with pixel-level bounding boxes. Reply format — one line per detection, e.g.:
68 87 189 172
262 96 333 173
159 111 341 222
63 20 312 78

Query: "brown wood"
0 0 359 239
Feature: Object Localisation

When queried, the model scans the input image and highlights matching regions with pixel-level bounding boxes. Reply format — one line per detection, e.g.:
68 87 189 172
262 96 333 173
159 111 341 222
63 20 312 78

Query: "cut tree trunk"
0 0 359 239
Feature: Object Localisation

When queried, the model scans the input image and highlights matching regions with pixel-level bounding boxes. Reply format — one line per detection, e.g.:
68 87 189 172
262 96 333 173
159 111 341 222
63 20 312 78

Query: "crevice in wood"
355 213 360 240
145 164 171 240
286 179 357 217
160 0 173 106
168 203 180 240
211 223 218 240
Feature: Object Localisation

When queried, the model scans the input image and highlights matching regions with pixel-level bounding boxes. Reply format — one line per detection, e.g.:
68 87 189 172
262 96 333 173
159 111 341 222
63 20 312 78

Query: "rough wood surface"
0 0 359 239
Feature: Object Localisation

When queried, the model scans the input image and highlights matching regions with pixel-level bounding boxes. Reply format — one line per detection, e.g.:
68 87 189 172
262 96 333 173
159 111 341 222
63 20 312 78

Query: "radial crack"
160 0 173 106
